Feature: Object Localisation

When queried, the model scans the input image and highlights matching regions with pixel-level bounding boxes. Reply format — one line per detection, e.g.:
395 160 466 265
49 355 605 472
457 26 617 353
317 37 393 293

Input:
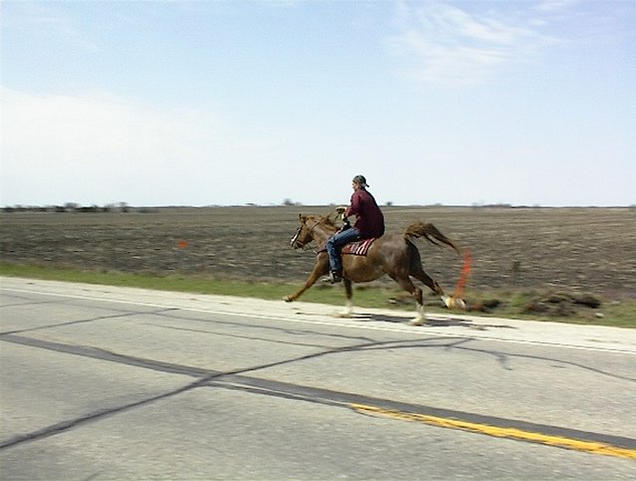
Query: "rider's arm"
344 191 361 218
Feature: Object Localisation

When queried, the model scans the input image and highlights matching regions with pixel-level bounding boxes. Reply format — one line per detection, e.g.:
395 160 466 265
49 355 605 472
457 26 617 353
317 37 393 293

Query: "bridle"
291 219 323 249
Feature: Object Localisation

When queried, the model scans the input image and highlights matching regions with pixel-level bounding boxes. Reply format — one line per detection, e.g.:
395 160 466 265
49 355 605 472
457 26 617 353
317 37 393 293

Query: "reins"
295 216 337 251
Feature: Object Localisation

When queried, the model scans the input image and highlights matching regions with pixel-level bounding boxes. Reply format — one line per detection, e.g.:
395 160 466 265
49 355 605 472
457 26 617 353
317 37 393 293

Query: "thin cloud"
388 1 560 85
535 0 580 12
0 88 284 206
1 2 99 52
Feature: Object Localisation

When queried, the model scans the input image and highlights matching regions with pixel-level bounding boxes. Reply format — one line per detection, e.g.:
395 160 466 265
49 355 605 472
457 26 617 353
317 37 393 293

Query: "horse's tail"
404 222 460 255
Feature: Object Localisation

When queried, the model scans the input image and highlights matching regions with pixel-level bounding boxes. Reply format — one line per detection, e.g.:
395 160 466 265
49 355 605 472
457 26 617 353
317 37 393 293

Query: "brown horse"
284 213 461 324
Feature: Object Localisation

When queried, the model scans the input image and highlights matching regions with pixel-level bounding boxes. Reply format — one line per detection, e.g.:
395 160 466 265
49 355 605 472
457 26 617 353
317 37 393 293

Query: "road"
1 277 635 480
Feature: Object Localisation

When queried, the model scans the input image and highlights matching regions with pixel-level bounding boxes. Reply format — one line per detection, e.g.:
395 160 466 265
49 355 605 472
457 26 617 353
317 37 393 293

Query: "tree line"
2 202 132 213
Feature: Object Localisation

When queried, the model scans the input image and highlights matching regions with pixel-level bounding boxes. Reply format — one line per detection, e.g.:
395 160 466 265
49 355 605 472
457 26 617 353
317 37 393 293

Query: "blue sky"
2 0 634 207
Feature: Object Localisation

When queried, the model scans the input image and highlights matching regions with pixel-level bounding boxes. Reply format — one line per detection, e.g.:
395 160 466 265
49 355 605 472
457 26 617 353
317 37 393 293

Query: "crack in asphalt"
2 333 635 453
146 322 337 349
0 300 65 308
0 380 198 450
153 310 378 343
454 345 636 382
0 334 462 449
1 289 634 453
2 289 379 343
0 308 179 336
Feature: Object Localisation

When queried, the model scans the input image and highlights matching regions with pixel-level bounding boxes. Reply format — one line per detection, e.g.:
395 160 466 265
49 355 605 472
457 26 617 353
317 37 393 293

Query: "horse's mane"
321 214 337 227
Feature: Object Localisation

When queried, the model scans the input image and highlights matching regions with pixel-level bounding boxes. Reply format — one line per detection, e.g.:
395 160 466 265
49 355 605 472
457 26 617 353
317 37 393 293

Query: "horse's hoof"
443 296 466 310
442 296 451 308
283 296 293 303
409 318 425 326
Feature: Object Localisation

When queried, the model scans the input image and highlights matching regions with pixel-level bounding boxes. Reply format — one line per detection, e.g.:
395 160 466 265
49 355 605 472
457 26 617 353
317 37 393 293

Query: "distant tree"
282 198 295 206
77 205 99 213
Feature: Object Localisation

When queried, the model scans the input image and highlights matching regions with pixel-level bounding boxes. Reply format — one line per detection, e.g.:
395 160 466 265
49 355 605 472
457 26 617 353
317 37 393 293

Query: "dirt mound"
522 292 601 317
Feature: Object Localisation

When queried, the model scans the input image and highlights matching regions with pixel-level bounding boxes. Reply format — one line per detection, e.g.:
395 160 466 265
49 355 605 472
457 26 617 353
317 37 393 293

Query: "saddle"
342 238 376 256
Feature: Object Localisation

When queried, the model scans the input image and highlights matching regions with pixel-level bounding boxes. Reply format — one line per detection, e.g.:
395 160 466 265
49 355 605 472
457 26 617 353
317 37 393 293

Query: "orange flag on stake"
452 248 472 299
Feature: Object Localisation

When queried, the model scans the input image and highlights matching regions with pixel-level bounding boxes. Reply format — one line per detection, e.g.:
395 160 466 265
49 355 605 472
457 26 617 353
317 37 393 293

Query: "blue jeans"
326 227 361 273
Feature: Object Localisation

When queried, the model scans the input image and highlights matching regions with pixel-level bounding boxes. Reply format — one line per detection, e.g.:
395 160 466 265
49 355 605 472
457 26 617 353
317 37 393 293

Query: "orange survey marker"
452 248 472 299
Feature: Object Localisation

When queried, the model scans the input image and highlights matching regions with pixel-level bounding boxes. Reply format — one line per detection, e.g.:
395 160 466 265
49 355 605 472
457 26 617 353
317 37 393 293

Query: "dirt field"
1 206 635 298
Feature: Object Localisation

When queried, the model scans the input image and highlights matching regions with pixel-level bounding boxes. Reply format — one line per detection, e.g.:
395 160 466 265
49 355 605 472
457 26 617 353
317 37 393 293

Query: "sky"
1 0 635 207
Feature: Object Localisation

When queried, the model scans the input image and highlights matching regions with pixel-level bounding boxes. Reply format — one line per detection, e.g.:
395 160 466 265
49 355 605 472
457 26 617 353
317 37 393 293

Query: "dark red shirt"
345 189 385 238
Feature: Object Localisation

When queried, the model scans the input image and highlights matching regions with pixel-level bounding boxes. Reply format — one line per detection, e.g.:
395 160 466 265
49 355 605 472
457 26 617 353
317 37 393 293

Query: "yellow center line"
350 403 636 460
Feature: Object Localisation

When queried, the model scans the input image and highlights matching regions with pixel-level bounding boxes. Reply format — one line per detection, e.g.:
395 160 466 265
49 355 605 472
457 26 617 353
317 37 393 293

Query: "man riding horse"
326 175 384 283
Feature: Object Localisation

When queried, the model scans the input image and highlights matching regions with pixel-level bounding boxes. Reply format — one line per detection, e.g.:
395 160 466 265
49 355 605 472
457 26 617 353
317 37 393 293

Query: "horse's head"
290 214 336 249
290 214 319 249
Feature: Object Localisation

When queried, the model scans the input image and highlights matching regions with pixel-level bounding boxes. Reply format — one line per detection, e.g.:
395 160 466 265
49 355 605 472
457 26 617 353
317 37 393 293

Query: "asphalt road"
1 277 635 480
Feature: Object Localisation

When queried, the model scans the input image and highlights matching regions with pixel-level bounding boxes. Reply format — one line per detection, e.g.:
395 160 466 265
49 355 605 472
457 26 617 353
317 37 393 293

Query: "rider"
326 175 385 283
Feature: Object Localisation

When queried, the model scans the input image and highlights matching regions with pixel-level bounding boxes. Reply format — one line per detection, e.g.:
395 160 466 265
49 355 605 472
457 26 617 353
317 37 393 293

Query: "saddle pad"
342 238 376 256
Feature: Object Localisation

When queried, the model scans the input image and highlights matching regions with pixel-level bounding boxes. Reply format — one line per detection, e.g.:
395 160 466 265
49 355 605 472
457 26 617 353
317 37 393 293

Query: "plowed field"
2 206 635 297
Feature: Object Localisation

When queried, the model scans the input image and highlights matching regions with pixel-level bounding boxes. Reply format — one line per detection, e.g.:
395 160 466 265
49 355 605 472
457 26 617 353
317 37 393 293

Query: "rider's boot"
328 270 343 283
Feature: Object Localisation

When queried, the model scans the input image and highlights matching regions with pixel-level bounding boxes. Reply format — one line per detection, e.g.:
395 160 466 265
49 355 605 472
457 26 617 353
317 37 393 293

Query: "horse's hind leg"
408 245 445 296
391 274 425 325
410 264 444 297
410 262 458 309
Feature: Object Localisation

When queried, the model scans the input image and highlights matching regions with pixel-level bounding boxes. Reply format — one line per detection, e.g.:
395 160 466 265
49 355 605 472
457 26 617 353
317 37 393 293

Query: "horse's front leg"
283 257 329 302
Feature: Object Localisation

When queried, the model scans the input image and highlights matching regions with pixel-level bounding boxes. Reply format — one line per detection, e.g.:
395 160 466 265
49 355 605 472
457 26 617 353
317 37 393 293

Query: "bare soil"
1 206 635 299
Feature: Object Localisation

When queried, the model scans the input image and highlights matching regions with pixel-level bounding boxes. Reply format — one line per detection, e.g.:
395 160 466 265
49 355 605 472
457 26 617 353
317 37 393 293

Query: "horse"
284 213 462 324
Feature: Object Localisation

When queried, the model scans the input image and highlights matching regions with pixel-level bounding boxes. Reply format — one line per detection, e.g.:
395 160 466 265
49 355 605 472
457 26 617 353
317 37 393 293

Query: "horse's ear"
298 213 305 222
